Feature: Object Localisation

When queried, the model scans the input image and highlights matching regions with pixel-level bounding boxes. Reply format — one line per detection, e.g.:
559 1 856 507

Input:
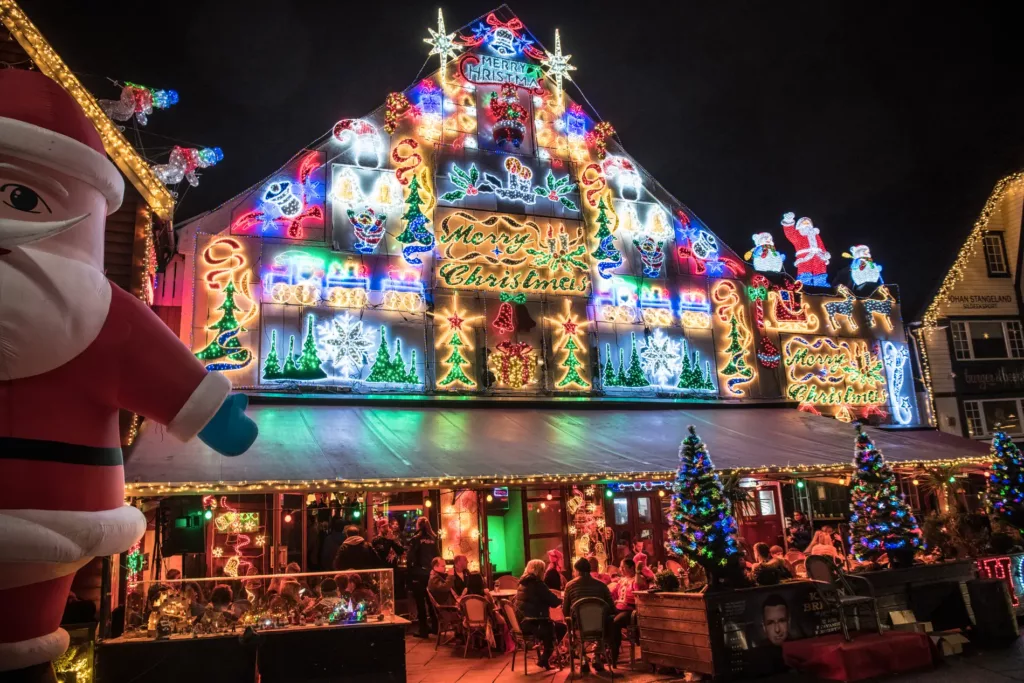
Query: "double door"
605 490 665 568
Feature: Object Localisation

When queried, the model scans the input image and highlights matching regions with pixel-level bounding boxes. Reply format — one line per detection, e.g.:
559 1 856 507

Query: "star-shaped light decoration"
429 293 484 347
545 299 591 388
541 29 576 108
424 8 463 84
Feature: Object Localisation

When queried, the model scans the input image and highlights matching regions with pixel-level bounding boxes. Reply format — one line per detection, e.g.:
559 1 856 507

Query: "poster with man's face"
719 584 843 675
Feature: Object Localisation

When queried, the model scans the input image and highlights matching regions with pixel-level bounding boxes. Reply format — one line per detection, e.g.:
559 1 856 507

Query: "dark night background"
18 1 1024 317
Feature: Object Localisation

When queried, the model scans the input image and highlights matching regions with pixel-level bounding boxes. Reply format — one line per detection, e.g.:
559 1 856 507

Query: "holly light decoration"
664 426 740 584
989 430 1024 531
848 423 922 567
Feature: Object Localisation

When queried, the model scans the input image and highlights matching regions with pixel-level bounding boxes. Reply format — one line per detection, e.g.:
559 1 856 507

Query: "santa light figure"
843 244 883 288
745 232 785 273
781 211 830 286
0 70 257 676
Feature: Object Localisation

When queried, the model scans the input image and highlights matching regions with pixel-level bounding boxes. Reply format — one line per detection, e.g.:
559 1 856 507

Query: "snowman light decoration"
843 244 883 287
745 232 785 273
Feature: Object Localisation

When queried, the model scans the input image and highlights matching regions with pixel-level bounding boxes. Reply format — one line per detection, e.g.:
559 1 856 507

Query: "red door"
737 485 784 551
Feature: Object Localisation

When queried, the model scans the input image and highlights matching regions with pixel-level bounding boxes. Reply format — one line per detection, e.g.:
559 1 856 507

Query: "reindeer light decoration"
824 285 858 332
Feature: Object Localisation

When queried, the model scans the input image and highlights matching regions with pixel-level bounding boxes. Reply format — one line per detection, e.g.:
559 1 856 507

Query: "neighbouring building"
915 173 1024 440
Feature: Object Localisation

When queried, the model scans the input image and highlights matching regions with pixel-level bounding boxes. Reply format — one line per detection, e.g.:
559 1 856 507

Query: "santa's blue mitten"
198 393 258 456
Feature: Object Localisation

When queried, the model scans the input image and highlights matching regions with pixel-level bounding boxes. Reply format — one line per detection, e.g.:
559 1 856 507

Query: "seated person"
452 554 471 596
770 545 797 576
201 584 237 630
632 552 656 582
750 543 792 585
562 558 615 673
344 574 379 613
427 557 456 606
463 572 486 597
181 581 207 618
514 559 565 670
585 553 611 583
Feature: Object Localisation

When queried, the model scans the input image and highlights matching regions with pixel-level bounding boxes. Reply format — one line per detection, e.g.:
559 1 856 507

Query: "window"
758 489 777 516
637 497 652 523
949 320 1024 360
963 399 1024 438
613 497 629 526
983 233 1009 277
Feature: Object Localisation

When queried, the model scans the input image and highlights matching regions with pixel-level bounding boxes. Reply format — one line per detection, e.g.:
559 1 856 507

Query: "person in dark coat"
514 559 565 669
320 517 347 571
562 558 615 673
406 516 440 638
333 525 382 571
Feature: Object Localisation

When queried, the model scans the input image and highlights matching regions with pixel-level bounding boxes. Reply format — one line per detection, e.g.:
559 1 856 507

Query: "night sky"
21 1 1024 317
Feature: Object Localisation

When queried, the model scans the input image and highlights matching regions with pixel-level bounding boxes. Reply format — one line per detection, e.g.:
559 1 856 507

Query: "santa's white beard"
0 246 110 380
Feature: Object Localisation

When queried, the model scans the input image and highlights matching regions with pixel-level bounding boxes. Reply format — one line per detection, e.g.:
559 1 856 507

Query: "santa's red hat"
0 69 123 213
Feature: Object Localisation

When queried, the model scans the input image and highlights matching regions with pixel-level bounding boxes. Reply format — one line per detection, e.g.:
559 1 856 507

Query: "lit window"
758 489 777 515
950 322 971 360
613 497 629 526
983 233 1008 276
963 401 982 437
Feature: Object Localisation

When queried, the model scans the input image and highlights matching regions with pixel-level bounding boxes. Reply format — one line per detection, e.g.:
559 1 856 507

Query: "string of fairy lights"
122 454 992 498
0 0 175 220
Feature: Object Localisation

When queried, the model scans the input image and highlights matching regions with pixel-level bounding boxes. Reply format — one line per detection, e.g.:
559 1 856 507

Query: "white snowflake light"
424 9 463 83
317 312 375 380
640 328 682 387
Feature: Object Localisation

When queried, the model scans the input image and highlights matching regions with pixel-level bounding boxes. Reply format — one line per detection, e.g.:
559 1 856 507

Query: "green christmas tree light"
623 332 650 388
293 314 327 380
848 423 922 567
720 315 753 395
602 343 621 388
590 198 622 278
263 330 283 381
616 347 628 386
678 341 715 393
282 336 298 376
195 279 252 368
557 336 589 388
664 425 740 584
366 328 417 384
989 430 1024 531
395 174 434 264
438 332 475 388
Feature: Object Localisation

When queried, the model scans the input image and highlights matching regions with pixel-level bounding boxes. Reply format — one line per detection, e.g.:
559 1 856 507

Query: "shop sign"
955 360 1024 394
944 294 1014 311
435 209 591 295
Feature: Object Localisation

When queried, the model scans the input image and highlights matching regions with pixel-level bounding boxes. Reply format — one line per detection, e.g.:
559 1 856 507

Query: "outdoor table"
491 588 517 600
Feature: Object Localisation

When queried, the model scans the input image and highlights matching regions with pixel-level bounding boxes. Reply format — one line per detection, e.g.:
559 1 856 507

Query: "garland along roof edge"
174 5 747 270
921 171 1024 327
0 0 176 221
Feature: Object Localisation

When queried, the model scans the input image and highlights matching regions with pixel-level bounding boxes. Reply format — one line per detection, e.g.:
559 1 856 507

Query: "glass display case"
113 569 395 642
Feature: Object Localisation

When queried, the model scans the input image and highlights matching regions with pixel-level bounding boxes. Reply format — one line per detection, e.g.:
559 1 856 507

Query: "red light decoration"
391 138 422 185
976 557 1019 607
384 92 411 134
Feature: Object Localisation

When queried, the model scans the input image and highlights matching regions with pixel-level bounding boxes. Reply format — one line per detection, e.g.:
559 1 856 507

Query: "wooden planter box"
634 591 715 675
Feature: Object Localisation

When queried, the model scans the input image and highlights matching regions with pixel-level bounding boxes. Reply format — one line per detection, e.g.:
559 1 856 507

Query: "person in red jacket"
0 69 257 675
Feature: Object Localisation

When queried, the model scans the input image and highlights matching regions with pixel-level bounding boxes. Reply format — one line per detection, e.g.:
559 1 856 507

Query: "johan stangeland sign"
955 360 1024 394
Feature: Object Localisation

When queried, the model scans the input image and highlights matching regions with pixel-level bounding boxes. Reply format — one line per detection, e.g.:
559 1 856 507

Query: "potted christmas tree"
988 429 1024 532
664 425 743 590
848 423 922 568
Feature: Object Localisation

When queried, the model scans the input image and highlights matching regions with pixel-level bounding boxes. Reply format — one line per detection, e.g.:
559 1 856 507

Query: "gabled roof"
179 5 744 266
0 0 175 220
921 171 1024 326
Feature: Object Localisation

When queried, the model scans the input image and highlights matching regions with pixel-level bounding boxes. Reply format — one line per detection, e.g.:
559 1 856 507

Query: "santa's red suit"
781 212 830 286
0 70 250 672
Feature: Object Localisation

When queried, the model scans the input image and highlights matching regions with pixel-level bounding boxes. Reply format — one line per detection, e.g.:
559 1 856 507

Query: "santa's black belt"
0 436 123 466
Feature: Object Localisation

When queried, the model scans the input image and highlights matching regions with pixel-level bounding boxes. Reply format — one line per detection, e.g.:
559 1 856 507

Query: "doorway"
606 491 666 567
737 484 784 551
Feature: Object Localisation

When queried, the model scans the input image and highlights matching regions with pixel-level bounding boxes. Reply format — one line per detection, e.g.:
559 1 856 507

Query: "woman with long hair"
407 516 439 638
544 548 565 590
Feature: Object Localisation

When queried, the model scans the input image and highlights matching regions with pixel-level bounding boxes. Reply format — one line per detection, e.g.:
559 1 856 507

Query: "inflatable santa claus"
0 70 257 674
781 211 830 287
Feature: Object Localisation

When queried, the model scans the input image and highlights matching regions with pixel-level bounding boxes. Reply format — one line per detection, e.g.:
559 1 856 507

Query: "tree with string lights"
848 423 922 567
989 429 1024 531
664 425 743 588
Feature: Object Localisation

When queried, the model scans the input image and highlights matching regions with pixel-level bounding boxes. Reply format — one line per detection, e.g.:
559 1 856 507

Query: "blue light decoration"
848 423 922 564
882 341 915 426
675 210 745 278
346 207 387 255
565 103 588 140
744 232 786 273
231 151 325 240
461 12 545 60
988 430 1024 532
